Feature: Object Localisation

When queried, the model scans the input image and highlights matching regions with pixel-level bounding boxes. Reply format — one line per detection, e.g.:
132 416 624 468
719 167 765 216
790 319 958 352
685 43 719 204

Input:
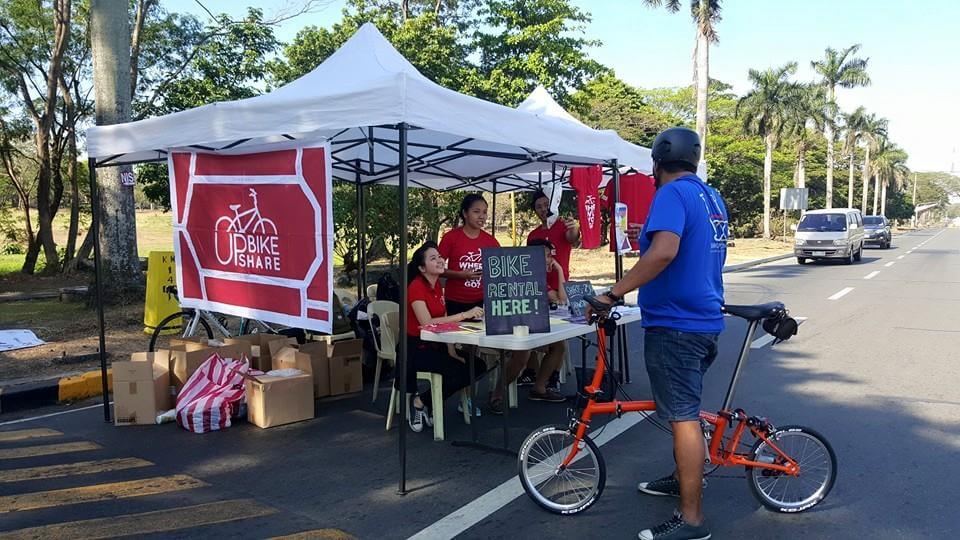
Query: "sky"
166 0 960 173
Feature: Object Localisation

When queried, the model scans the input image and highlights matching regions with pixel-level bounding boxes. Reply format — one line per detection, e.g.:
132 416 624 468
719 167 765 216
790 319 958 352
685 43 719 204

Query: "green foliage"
569 75 676 146
475 0 605 106
884 188 913 221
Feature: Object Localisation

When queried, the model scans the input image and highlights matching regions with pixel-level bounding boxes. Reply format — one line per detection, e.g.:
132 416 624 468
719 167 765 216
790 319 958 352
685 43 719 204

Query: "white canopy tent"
87 24 633 191
84 23 641 490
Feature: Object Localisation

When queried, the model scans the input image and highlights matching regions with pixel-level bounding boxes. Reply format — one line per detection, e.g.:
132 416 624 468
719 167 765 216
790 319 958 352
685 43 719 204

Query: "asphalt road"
0 228 957 539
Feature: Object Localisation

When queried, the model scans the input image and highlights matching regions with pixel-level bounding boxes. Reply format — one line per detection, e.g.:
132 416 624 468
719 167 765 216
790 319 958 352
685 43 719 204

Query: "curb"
722 253 794 273
0 369 112 414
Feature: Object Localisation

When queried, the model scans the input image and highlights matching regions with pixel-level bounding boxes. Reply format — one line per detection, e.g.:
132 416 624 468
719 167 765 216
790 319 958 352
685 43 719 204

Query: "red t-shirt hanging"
407 275 445 337
601 173 656 252
568 165 602 249
438 227 500 303
527 220 572 292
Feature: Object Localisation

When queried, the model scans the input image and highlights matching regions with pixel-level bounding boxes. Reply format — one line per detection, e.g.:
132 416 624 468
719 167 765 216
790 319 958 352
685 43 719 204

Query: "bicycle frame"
559 312 800 477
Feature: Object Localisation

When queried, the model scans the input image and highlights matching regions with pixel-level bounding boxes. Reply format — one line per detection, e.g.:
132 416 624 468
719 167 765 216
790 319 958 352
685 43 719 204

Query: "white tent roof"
516 85 653 174
86 23 638 192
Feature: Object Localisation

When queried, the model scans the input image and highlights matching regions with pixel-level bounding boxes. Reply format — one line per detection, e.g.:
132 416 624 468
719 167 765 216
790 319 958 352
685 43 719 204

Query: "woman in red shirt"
438 194 501 316
403 241 486 432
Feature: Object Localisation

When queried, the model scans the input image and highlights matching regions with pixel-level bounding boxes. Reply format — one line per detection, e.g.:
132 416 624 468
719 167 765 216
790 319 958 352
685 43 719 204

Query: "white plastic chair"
366 284 378 299
367 300 399 403
385 374 471 441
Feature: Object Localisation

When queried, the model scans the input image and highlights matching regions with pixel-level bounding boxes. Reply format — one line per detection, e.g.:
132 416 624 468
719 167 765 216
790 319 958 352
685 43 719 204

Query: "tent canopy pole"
397 122 409 495
88 158 110 422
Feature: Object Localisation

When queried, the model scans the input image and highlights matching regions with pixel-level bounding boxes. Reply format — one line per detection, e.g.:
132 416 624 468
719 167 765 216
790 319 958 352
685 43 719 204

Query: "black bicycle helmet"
651 127 701 168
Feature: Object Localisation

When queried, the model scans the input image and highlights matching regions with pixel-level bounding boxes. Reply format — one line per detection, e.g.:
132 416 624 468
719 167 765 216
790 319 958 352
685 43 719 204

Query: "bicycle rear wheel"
518 425 605 515
747 425 837 513
148 311 213 352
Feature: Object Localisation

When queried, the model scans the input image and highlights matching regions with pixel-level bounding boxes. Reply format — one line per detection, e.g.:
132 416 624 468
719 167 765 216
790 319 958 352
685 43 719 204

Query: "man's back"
637 175 728 333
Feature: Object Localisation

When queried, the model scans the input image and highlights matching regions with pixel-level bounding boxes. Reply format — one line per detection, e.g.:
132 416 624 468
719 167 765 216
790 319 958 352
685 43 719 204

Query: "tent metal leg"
355 164 366 299
88 159 110 423
397 123 409 496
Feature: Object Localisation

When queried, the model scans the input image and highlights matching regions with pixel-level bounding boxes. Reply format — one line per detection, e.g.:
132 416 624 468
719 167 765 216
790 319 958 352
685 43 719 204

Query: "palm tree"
786 84 829 189
812 44 871 208
858 113 888 213
871 139 909 216
643 1 721 160
842 107 868 207
737 62 804 239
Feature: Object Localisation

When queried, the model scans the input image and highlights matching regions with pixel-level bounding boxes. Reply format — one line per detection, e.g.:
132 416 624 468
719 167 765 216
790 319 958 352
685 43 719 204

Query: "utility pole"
912 173 918 228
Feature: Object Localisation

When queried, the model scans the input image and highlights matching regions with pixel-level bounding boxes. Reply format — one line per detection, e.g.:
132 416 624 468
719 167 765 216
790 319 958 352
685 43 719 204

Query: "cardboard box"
325 339 363 396
244 373 314 428
113 352 170 426
226 334 295 372
167 343 247 394
270 342 331 398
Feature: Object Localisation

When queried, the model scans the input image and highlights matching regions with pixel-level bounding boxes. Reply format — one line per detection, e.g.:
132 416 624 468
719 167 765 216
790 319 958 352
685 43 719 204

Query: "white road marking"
829 287 854 300
408 412 651 540
750 317 807 349
864 271 880 280
897 255 904 260
0 403 111 427
885 262 895 267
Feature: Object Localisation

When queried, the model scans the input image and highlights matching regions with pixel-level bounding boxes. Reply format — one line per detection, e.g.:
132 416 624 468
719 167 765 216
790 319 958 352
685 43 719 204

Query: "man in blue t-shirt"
592 127 728 540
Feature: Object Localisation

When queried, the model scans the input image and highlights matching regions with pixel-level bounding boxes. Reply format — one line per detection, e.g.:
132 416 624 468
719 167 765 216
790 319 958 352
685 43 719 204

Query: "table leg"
500 350 509 450
451 350 515 457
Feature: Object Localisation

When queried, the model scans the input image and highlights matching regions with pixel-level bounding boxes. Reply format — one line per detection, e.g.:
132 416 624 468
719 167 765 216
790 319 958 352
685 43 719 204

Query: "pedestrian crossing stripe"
0 474 205 513
0 498 275 539
0 457 153 484
0 441 100 460
270 530 357 539
0 429 62 443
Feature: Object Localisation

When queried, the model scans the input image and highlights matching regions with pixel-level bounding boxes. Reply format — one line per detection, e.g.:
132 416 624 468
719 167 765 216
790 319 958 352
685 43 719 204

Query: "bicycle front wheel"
518 425 605 515
747 425 837 513
148 311 213 352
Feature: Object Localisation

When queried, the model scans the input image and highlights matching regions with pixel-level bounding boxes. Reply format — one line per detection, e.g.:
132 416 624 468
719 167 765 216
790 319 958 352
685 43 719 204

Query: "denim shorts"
643 327 719 422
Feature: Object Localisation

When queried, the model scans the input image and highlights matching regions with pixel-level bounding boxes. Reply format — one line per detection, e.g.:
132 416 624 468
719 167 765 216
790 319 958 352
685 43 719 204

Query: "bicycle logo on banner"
214 188 282 271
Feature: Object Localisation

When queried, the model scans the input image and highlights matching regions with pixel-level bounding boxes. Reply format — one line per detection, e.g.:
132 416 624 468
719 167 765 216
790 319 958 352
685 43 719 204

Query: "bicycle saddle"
229 204 242 211
722 302 784 321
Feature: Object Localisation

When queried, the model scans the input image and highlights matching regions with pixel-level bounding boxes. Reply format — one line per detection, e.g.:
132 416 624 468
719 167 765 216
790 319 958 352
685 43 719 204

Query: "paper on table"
0 330 45 352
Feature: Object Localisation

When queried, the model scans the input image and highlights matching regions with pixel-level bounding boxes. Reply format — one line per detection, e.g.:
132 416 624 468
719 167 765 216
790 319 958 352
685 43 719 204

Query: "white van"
793 208 865 265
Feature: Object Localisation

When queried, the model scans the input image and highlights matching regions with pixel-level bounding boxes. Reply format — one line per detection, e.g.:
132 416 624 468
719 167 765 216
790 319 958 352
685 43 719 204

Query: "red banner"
169 143 334 333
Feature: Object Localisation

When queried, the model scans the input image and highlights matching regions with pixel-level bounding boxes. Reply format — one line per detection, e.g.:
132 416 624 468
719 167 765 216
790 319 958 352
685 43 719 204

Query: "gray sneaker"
638 474 707 497
638 510 711 540
637 474 680 497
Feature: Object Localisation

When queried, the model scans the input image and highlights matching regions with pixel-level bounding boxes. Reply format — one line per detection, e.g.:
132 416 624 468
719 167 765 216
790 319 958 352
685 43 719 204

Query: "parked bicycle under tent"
84 23 654 493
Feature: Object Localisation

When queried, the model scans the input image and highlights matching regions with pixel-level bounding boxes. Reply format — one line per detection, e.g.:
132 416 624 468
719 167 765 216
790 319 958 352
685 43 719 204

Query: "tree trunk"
64 130 80 266
861 145 870 213
763 136 773 239
872 172 880 215
694 27 709 160
880 180 888 217
824 87 835 208
19 195 40 274
91 0 141 298
65 226 95 272
796 142 806 189
848 154 856 208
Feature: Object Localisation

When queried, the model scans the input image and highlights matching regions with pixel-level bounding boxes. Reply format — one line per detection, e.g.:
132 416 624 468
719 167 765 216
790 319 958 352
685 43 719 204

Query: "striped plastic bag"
175 353 250 433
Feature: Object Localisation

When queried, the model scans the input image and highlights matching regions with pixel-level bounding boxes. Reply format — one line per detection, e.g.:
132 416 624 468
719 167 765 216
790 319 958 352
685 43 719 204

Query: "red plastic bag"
175 353 250 433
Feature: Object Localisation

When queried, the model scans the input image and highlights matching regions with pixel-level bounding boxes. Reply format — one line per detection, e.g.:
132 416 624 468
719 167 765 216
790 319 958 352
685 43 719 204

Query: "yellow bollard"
143 251 181 335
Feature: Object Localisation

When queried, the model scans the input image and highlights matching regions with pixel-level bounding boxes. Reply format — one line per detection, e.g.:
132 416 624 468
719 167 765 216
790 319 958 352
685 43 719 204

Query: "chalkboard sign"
482 246 550 336
563 281 596 318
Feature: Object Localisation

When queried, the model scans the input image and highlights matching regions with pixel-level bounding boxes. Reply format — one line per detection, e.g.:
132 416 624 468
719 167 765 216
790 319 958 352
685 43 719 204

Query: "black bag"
376 273 401 303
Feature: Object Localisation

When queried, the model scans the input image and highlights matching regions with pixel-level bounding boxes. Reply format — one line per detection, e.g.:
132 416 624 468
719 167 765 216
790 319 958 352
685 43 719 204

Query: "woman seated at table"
488 238 568 414
403 241 487 433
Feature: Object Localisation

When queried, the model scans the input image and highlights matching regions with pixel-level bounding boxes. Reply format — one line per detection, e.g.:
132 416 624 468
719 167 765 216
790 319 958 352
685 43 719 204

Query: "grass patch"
0 254 24 274
0 299 88 337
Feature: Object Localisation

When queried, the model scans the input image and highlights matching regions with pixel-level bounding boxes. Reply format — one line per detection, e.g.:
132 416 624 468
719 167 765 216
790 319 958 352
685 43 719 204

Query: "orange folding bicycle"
518 297 836 515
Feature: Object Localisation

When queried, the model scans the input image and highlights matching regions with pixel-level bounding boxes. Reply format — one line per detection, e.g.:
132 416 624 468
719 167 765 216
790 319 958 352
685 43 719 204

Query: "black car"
863 215 891 248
